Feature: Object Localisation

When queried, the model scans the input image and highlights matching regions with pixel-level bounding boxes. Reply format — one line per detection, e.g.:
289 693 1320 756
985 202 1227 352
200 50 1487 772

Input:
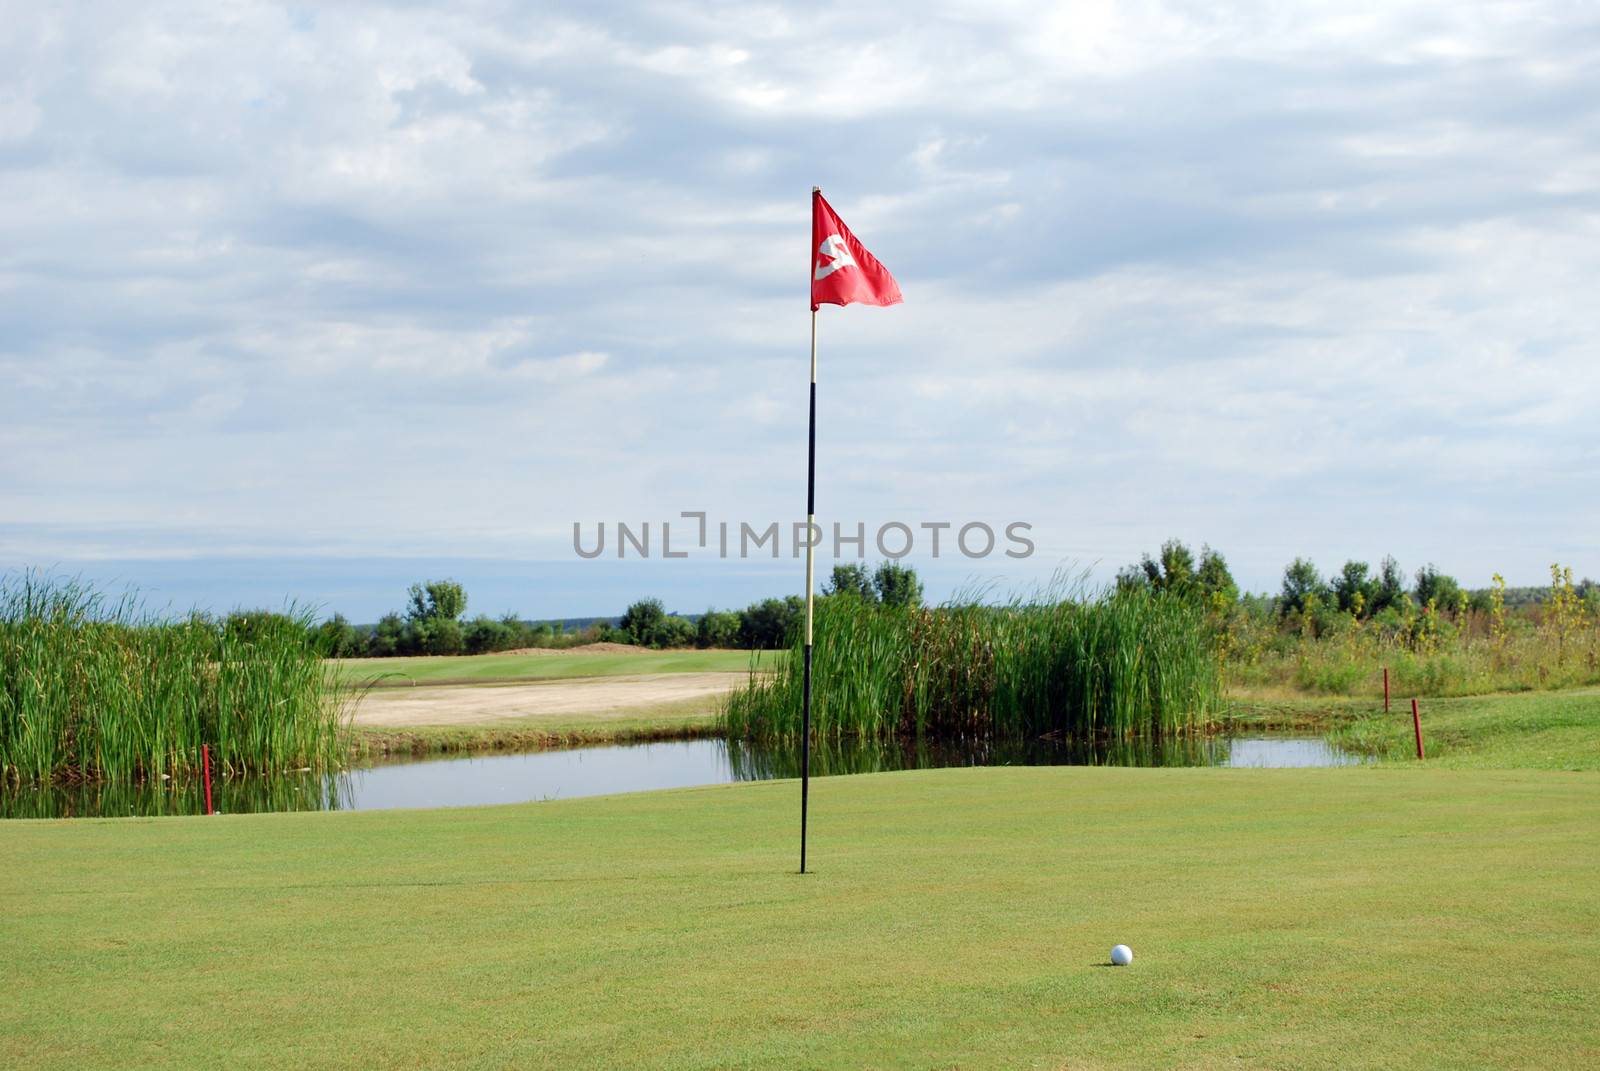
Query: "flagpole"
801 186 819 875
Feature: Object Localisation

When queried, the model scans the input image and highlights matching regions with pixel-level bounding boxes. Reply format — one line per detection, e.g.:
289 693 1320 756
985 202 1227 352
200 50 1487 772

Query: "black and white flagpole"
801 186 819 875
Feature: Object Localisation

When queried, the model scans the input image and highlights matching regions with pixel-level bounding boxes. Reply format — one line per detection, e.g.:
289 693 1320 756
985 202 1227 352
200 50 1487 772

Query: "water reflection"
0 770 353 820
2 734 1366 819
724 734 1244 780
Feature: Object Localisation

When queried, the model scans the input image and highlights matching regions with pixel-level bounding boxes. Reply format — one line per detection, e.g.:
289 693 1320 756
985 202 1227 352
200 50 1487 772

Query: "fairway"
5 766 1596 1069
330 647 766 687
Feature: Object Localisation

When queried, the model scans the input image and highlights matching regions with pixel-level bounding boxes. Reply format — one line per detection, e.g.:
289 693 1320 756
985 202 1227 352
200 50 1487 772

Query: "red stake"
1411 699 1425 760
202 744 215 815
1383 667 1390 713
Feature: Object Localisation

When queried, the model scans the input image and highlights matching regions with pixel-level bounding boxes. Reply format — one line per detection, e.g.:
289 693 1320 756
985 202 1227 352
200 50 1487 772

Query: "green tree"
1119 540 1217 600
872 561 923 608
1196 545 1238 604
312 613 365 657
371 613 408 656
463 615 512 655
1413 564 1461 611
1279 558 1327 616
619 598 667 646
739 596 804 649
1332 561 1378 617
415 616 464 655
1147 540 1196 594
1371 556 1408 613
406 579 467 622
823 563 877 601
696 609 741 648
649 615 697 649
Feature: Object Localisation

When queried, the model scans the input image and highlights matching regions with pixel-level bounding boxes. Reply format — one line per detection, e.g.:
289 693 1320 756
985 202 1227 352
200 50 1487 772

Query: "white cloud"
2 0 1597 610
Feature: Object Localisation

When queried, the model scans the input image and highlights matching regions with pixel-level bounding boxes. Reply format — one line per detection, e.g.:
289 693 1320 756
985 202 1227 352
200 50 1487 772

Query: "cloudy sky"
2 1 1597 619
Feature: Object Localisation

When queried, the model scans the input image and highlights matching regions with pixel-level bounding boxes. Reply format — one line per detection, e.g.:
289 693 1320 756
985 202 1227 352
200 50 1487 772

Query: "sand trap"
351 672 748 727
492 642 647 656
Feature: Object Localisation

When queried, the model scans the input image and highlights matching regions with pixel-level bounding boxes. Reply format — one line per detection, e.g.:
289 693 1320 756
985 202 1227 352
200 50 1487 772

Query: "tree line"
313 551 1594 658
1117 539 1598 634
314 562 927 656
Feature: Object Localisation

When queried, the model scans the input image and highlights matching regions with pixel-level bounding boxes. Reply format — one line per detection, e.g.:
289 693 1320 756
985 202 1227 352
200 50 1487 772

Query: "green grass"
1225 687 1600 770
331 648 764 687
3 764 1596 1069
724 587 1221 741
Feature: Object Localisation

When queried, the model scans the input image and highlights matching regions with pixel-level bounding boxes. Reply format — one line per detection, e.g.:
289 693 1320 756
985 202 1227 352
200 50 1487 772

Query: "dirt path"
351 672 748 727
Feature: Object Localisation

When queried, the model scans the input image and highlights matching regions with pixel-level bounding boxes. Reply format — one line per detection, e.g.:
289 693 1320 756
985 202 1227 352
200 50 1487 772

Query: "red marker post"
202 744 215 815
1410 699 1425 760
1383 667 1390 713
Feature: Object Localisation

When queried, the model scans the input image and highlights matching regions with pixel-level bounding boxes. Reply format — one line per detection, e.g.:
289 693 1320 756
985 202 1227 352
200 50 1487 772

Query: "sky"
2 1 1597 620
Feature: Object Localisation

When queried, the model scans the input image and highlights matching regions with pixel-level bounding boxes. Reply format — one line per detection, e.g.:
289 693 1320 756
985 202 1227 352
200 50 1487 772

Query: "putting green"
4 765 1596 1068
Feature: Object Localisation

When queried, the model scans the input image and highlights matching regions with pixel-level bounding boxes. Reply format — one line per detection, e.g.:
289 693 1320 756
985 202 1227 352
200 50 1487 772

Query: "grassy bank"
354 695 725 757
724 587 1220 741
1 575 349 783
4 764 1596 1069
1225 687 1600 770
331 647 762 687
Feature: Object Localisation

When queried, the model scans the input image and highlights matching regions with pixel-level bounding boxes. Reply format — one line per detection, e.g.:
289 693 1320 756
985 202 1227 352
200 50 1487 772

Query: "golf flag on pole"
812 192 903 311
800 189 901 875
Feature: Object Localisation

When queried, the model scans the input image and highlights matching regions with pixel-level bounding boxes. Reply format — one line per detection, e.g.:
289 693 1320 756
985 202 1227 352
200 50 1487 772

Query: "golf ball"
1110 944 1133 966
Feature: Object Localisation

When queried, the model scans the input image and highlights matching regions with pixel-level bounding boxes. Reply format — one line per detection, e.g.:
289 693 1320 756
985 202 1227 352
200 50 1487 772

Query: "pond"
2 733 1368 820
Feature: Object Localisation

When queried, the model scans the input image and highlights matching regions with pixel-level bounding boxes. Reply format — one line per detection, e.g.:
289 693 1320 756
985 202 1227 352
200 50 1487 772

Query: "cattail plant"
0 573 353 785
722 580 1221 742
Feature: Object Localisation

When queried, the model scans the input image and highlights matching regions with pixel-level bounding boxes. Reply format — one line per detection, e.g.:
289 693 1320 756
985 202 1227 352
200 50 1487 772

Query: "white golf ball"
1110 944 1133 966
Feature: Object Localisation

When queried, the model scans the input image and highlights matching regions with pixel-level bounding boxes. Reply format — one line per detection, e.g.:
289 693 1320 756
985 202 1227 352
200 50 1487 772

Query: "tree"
1279 558 1326 615
823 563 876 601
1195 545 1238 605
414 616 464 655
1114 563 1148 592
1118 540 1210 600
406 579 467 622
1332 561 1378 617
371 612 408 656
619 598 667 646
1371 556 1407 613
464 615 512 655
312 613 365 657
1147 540 1196 594
650 615 697 649
872 561 923 608
696 609 741 648
739 596 804 649
1413 564 1461 611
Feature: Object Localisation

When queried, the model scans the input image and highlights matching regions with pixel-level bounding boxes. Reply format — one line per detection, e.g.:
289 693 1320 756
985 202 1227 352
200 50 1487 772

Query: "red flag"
811 190 902 311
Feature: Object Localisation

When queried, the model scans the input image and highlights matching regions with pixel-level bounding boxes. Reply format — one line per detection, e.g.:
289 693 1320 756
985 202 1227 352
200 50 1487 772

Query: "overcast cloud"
2 1 1597 616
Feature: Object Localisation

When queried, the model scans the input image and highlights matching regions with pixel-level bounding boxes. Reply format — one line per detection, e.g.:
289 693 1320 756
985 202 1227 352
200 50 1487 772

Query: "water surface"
2 734 1367 819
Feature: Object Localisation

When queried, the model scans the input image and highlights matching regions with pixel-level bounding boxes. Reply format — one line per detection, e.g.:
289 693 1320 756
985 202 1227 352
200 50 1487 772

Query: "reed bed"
721 583 1221 742
0 574 351 784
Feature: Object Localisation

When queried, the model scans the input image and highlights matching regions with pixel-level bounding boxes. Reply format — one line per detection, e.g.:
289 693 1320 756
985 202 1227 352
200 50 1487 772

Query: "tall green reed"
0 573 353 784
722 581 1221 742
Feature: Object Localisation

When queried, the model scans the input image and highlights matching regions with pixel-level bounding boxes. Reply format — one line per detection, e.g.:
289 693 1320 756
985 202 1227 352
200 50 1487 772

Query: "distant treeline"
316 563 924 657
313 551 1596 659
1118 540 1597 618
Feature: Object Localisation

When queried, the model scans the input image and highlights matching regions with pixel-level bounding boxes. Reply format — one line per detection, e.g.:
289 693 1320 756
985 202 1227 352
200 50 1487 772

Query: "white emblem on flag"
814 234 856 280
